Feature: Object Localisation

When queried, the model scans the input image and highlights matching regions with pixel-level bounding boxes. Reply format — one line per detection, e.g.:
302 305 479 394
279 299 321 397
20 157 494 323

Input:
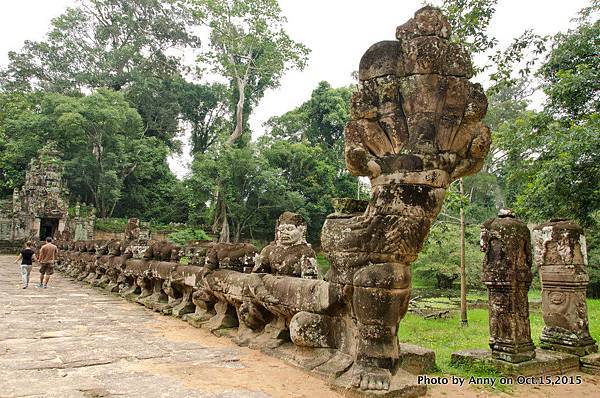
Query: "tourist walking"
14 241 36 289
37 237 59 289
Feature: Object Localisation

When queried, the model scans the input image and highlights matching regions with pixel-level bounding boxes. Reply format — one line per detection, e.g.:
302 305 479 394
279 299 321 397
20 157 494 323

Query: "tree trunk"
219 216 230 243
226 78 246 145
459 178 468 327
234 222 241 243
212 191 230 243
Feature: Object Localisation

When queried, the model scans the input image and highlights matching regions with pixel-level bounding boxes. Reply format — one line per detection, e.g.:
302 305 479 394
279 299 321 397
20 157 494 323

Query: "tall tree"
0 89 167 218
1 0 197 93
0 0 199 149
192 0 310 144
176 79 231 154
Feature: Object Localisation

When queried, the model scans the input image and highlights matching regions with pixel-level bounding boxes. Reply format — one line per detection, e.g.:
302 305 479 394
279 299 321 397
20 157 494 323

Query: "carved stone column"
321 6 491 390
533 219 598 356
481 210 535 363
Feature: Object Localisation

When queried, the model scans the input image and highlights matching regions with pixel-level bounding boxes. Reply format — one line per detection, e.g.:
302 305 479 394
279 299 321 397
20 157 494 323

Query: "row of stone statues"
52 7 492 396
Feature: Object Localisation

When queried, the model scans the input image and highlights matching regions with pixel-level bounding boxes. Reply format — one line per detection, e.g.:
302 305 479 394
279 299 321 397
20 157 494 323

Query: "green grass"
316 252 330 275
398 296 600 392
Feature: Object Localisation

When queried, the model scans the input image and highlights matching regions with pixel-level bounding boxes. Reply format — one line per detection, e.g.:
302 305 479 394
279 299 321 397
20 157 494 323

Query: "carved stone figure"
320 6 490 390
170 265 203 318
125 218 141 241
253 212 318 278
143 240 181 262
480 210 536 363
533 219 598 356
179 241 213 265
199 242 258 332
204 242 257 273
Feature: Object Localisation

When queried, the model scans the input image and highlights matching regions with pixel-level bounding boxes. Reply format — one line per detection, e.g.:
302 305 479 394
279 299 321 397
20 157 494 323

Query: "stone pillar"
481 210 535 363
533 219 598 356
58 219 66 234
32 217 41 241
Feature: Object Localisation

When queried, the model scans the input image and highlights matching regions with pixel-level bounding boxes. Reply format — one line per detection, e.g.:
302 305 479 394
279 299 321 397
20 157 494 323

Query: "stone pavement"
0 255 341 398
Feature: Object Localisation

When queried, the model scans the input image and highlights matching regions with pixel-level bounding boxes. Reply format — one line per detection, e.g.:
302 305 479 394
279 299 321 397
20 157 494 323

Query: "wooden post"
459 178 468 327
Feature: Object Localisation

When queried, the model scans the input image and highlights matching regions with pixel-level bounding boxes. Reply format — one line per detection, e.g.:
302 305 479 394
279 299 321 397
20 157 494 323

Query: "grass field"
398 294 600 389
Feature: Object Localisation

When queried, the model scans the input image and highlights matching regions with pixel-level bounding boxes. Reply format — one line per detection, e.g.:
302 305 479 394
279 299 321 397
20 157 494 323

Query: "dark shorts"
39 263 54 276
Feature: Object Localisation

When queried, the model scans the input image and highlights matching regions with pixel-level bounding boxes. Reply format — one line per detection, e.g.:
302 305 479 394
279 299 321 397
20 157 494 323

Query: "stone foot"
172 301 196 318
184 310 215 328
107 282 120 293
248 317 289 350
204 301 239 332
351 364 392 391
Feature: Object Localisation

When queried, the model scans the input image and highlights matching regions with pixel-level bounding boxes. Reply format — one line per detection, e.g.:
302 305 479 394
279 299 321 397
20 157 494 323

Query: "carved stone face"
277 223 305 246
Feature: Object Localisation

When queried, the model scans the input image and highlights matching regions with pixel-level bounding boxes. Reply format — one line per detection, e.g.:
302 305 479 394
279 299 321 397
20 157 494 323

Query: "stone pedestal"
451 349 579 376
533 219 598 356
480 211 536 363
581 353 600 374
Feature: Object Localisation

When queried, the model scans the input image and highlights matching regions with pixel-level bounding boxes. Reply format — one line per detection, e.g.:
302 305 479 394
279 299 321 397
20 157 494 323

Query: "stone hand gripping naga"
321 7 491 391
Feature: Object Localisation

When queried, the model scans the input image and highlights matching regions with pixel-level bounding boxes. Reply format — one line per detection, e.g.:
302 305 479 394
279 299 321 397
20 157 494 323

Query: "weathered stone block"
581 353 600 375
451 349 580 376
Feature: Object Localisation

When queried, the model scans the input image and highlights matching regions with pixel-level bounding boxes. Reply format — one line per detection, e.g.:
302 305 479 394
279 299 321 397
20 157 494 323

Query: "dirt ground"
1 255 599 398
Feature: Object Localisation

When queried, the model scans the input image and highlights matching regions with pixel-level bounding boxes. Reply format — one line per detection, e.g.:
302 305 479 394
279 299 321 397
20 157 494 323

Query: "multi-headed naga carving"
321 6 490 390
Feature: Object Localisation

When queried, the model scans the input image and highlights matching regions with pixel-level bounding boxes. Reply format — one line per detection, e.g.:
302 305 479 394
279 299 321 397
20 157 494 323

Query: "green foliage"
582 211 600 298
413 223 484 289
434 0 498 55
0 0 207 225
189 144 298 241
176 79 231 154
316 252 331 275
167 228 211 245
191 0 309 143
539 13 599 117
1 0 197 92
95 218 129 232
259 139 356 241
0 89 182 221
510 116 599 225
0 0 200 150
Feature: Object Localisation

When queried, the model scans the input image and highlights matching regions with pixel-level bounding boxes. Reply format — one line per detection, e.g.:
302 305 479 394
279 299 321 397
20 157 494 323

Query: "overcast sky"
0 0 589 177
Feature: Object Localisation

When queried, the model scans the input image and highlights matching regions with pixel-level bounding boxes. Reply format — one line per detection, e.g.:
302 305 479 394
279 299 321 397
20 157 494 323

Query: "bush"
586 216 600 298
413 223 484 289
167 228 211 245
94 217 128 232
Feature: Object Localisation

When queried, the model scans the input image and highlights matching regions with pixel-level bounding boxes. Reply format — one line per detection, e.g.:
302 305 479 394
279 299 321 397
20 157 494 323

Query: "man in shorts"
14 241 36 289
37 237 59 289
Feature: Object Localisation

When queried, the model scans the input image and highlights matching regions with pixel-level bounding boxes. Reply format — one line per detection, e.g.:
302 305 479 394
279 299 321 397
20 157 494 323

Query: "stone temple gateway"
0 144 69 242
0 144 94 248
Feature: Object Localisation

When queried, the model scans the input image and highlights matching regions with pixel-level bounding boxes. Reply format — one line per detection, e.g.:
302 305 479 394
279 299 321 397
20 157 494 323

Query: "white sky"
0 0 590 177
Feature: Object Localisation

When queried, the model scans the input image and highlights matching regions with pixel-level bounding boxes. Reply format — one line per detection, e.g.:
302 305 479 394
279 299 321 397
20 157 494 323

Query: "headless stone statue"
533 219 598 356
481 210 536 363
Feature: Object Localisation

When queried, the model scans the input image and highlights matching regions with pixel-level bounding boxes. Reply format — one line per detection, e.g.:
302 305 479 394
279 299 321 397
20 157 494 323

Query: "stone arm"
299 248 319 279
252 244 274 274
